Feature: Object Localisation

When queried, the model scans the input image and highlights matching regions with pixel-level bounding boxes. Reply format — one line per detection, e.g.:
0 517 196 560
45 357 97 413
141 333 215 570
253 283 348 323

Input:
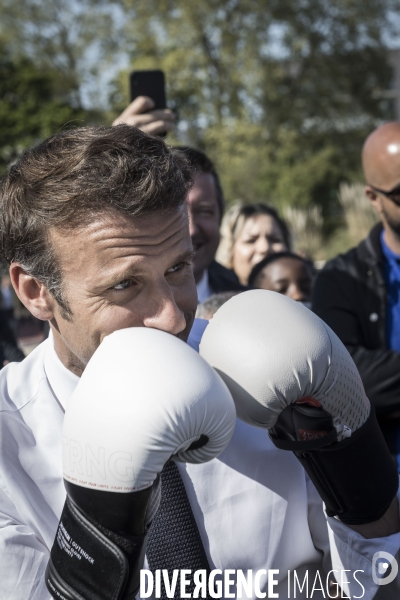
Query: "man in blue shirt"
313 122 400 466
381 229 400 355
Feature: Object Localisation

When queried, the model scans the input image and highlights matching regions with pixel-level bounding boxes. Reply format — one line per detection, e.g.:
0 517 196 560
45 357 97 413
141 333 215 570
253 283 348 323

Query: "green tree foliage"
0 47 91 175
110 0 399 217
1 0 400 222
0 0 118 108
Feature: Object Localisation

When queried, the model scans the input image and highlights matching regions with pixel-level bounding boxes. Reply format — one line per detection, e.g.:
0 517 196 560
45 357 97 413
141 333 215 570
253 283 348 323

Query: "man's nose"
143 286 187 336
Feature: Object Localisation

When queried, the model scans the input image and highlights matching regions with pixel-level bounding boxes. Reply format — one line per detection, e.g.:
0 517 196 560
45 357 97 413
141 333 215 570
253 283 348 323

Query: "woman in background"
216 202 290 285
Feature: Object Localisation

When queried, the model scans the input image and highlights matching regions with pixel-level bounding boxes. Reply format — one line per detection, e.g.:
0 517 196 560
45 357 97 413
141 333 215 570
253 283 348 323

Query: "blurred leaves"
0 46 96 175
1 0 400 235
0 0 121 107
109 0 398 220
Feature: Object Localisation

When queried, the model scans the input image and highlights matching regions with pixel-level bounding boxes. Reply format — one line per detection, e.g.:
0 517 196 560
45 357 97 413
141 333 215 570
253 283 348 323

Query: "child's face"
256 257 313 303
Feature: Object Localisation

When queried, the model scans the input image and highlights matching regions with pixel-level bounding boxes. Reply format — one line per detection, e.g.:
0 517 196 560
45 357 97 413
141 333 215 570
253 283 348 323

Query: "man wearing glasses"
313 122 400 468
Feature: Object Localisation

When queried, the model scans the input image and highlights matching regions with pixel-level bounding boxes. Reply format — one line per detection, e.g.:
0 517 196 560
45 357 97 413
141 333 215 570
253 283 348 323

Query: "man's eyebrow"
173 249 196 264
93 250 196 293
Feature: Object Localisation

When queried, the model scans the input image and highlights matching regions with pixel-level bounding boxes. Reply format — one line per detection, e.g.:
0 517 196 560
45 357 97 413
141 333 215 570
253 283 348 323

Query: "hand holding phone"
112 70 174 137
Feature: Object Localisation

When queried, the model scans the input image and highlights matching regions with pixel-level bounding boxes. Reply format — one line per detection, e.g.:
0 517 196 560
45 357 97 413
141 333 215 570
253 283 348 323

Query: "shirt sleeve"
0 480 51 600
307 475 400 599
306 477 332 573
325 484 400 600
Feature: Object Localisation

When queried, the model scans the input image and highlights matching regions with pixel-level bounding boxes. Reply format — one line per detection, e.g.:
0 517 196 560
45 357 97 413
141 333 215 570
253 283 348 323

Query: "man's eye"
167 263 185 274
113 279 132 290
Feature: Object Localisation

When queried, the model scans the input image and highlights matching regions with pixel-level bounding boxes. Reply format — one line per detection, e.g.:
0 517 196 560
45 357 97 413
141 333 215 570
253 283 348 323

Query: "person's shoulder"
0 339 48 413
321 246 359 273
314 247 364 300
321 223 382 275
208 261 248 293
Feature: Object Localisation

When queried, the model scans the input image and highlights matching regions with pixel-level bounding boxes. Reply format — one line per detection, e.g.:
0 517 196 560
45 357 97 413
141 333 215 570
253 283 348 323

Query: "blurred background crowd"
2 0 400 464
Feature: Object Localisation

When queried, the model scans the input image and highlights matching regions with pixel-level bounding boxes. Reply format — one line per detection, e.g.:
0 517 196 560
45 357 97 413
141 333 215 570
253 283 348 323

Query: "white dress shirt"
1 321 400 600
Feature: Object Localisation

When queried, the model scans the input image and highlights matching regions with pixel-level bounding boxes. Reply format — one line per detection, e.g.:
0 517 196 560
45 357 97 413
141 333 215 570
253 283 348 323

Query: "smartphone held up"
130 70 168 137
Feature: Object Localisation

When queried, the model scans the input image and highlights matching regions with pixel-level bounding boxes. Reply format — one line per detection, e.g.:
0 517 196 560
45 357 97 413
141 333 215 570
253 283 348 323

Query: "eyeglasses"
369 183 400 206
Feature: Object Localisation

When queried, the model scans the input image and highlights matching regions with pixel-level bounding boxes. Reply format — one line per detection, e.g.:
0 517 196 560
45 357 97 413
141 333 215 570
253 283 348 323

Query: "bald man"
313 122 400 466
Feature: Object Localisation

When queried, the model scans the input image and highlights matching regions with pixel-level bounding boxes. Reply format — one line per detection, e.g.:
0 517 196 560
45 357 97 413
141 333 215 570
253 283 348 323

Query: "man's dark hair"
0 125 193 318
248 251 314 288
172 146 224 220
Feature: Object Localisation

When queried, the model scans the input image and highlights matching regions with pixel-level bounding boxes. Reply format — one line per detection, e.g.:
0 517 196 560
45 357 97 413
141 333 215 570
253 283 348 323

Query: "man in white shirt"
0 123 399 600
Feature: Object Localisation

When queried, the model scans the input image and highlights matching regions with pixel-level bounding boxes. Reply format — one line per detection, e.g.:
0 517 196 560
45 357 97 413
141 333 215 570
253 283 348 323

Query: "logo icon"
372 551 398 585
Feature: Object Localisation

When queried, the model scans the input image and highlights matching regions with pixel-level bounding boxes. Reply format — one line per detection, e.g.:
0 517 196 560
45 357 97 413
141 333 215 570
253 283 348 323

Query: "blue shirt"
381 230 400 352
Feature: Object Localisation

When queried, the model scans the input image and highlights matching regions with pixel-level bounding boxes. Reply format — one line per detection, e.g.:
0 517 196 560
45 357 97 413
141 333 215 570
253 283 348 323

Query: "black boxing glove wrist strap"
269 404 399 525
45 496 147 600
271 427 338 451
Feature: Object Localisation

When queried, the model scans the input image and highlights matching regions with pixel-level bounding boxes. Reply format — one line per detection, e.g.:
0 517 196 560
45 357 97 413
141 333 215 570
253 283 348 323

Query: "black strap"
146 461 211 599
269 427 338 451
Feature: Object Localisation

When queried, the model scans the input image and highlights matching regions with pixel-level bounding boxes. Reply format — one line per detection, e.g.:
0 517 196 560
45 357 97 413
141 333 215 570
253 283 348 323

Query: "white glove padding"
199 290 370 440
63 327 236 492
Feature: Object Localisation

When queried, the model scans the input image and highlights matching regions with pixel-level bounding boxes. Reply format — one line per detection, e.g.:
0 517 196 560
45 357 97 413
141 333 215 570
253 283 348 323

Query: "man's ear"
365 186 383 216
10 263 54 321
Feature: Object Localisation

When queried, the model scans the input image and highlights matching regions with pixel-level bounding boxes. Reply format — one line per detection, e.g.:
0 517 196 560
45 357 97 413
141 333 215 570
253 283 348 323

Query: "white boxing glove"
199 290 398 525
63 326 236 491
46 327 236 600
200 289 369 438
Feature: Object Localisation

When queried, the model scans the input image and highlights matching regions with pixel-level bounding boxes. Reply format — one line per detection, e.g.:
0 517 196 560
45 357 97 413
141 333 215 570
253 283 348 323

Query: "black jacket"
207 260 248 294
312 222 400 419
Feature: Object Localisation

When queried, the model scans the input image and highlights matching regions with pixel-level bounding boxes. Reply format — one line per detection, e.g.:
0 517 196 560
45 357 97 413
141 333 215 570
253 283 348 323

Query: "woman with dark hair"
216 202 291 285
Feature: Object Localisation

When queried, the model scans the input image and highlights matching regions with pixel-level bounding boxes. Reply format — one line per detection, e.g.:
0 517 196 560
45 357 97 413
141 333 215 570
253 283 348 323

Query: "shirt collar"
44 330 80 412
196 269 211 303
380 229 400 263
187 318 208 352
